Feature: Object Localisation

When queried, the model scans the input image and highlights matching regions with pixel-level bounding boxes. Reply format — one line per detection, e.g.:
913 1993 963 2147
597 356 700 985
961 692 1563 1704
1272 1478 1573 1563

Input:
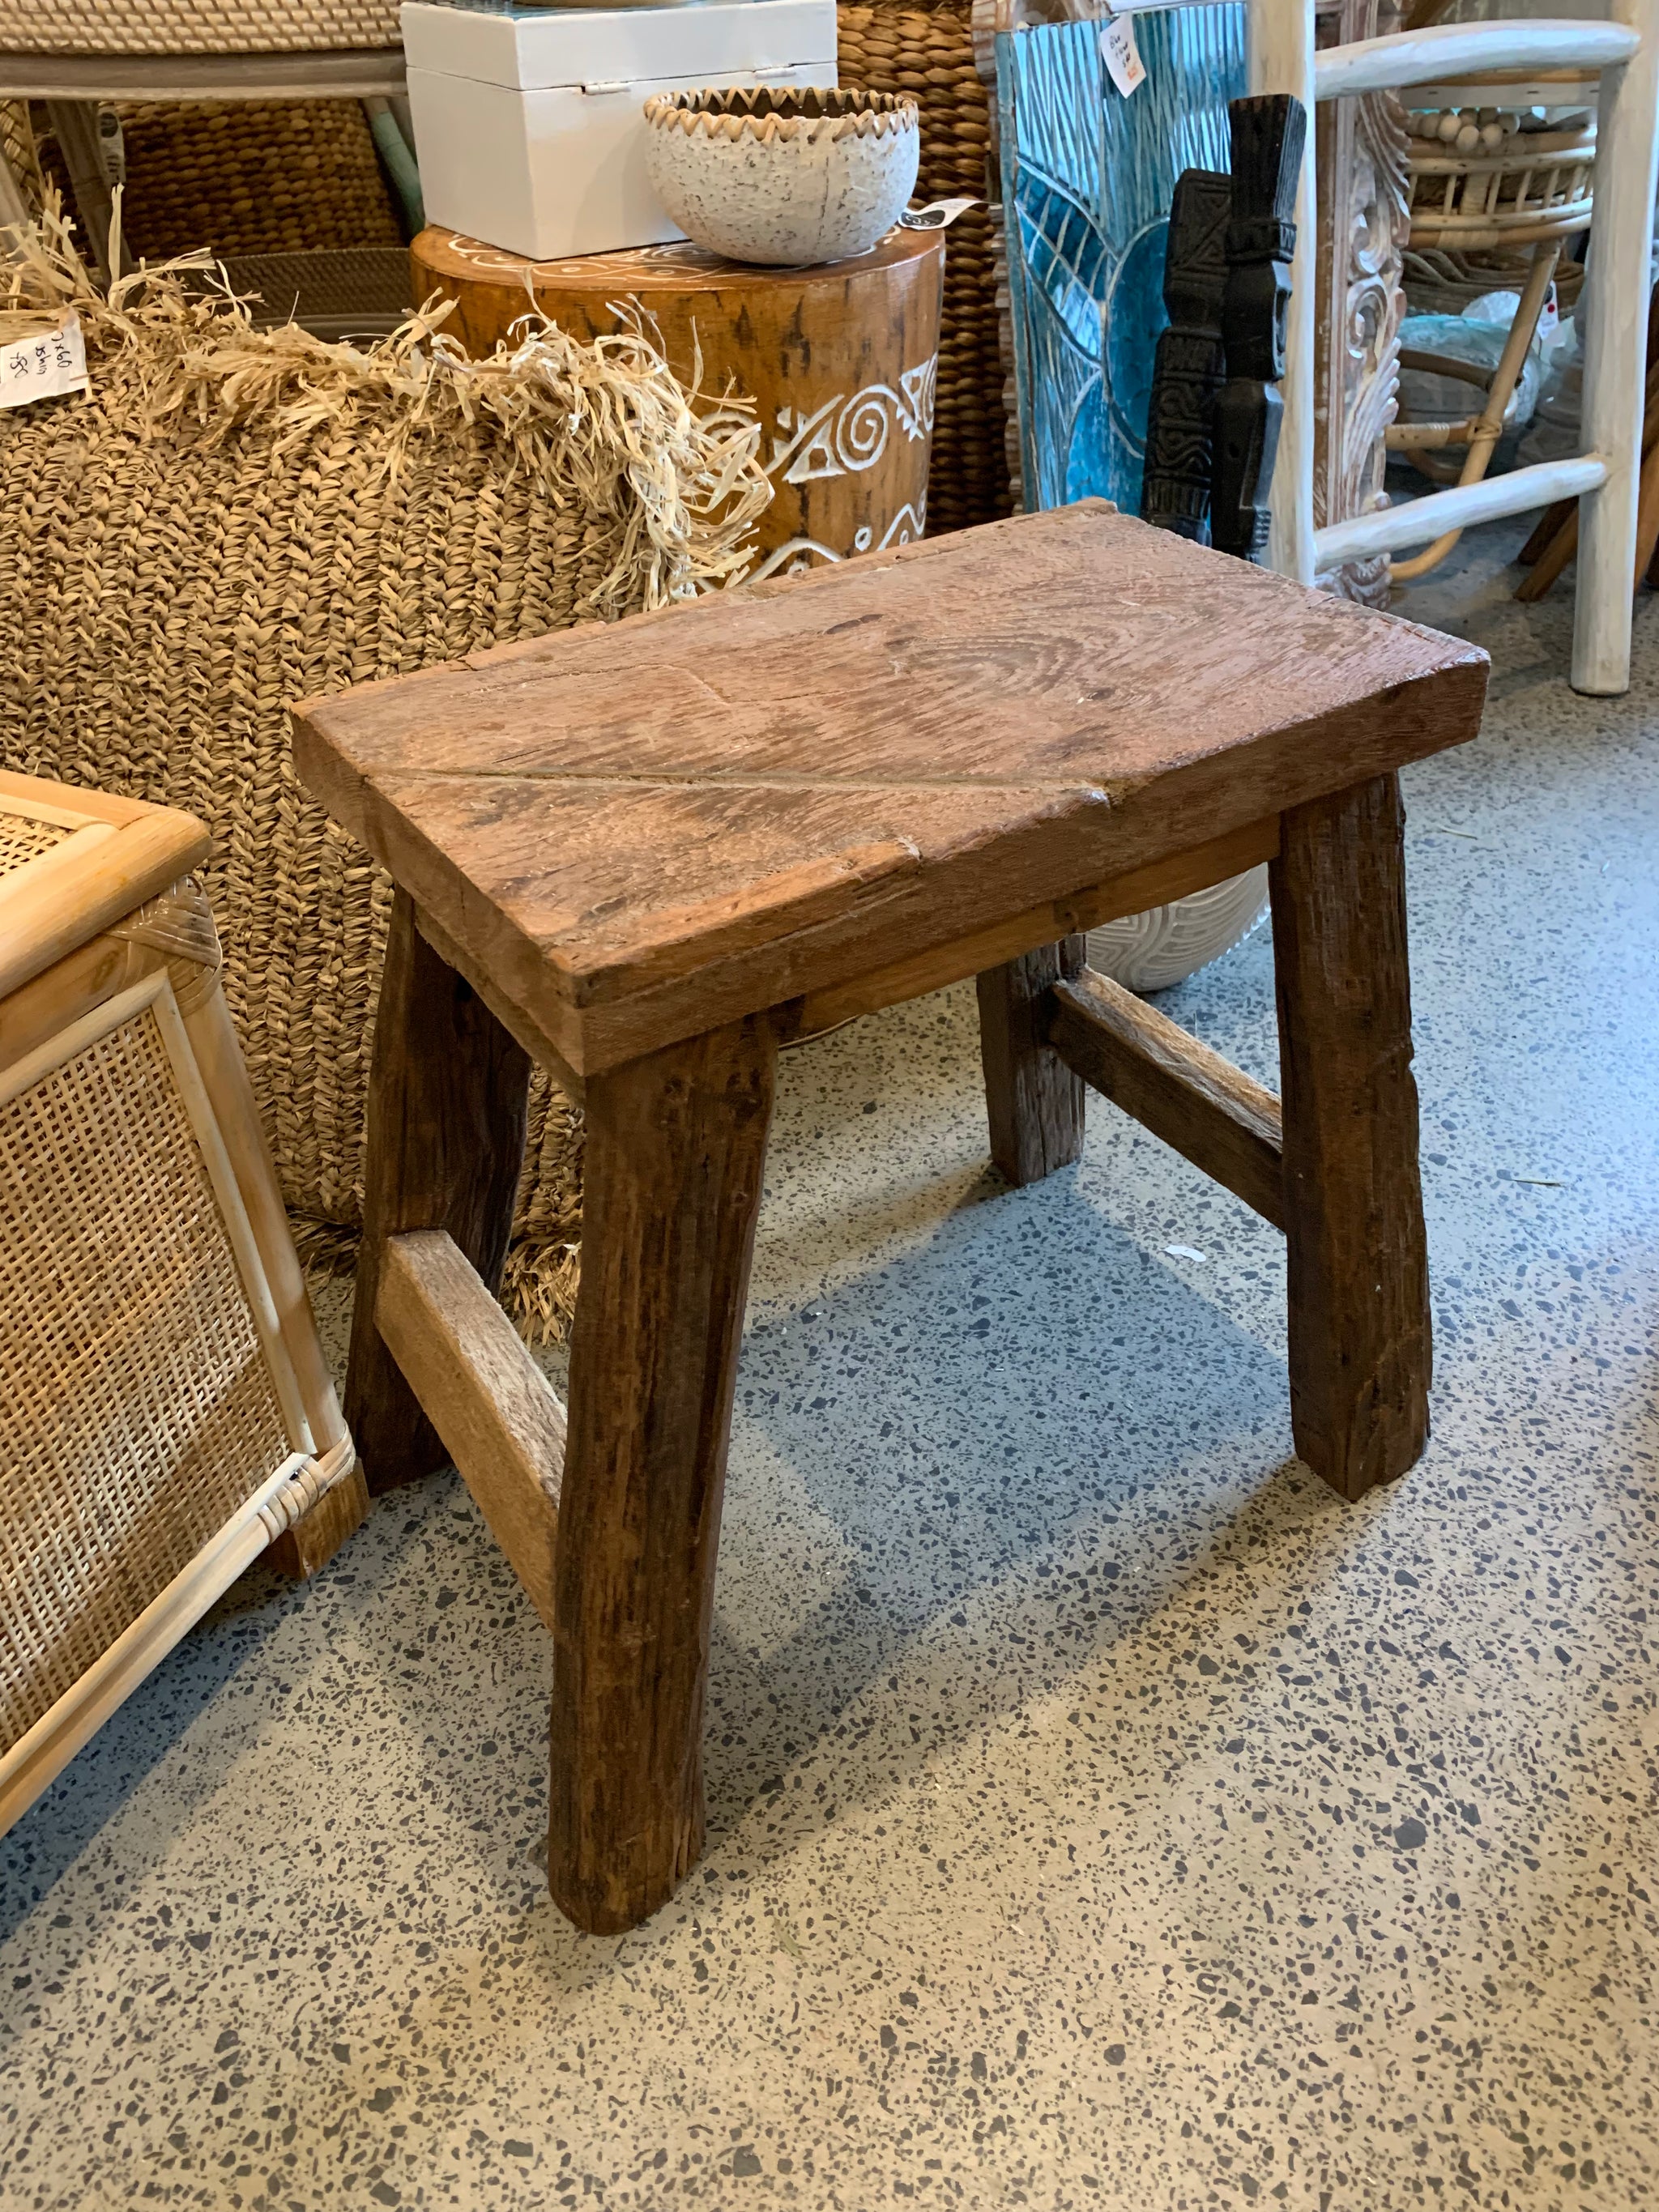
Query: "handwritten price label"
0 311 88 412
1101 11 1146 96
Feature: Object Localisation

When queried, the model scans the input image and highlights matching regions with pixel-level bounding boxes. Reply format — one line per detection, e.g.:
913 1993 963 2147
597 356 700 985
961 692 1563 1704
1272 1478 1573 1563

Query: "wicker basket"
1407 120 1595 249
838 0 1013 532
1404 242 1584 318
39 99 404 262
0 1 401 56
0 236 767 1342
0 770 365 1840
215 246 412 337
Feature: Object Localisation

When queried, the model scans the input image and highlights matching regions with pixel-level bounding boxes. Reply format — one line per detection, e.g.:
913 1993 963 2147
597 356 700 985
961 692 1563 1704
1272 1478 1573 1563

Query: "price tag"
900 197 981 231
0 310 88 412
1101 10 1146 96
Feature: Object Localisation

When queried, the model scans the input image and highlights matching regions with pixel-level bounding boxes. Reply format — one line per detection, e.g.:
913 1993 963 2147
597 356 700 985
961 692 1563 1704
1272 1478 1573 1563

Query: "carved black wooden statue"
1140 169 1230 542
1210 92 1307 563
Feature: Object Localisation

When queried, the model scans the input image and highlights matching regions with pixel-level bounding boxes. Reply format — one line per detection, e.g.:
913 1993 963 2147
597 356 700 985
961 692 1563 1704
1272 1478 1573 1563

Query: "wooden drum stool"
412 224 944 580
292 502 1488 1934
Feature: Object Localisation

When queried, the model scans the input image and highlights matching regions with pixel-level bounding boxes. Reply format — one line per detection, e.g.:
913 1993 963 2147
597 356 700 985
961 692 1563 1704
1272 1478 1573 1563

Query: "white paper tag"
1101 11 1146 96
1539 285 1559 339
0 311 88 412
900 198 981 231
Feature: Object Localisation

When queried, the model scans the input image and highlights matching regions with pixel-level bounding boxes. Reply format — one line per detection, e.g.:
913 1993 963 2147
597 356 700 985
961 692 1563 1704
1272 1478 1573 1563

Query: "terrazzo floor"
3 526 1657 2211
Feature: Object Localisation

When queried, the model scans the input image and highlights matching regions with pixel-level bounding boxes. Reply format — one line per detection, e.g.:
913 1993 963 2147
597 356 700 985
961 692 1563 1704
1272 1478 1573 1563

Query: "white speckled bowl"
642 87 920 268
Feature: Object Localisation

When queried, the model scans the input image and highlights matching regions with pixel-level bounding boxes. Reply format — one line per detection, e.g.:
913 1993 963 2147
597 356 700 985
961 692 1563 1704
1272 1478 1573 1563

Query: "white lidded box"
403 0 839 261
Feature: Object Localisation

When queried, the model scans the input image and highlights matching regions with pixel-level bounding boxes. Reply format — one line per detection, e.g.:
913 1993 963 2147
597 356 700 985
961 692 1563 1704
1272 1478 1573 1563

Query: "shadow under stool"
292 500 1489 1935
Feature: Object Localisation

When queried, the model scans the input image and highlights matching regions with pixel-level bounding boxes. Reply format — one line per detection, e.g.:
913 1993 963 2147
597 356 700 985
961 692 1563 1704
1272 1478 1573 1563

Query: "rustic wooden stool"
292 501 1487 1936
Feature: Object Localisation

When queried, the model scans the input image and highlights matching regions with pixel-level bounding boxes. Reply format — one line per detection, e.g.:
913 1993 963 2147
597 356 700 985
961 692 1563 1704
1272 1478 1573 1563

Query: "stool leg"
1270 774 1431 1500
345 890 531 1494
548 1014 777 1935
977 935 1087 1186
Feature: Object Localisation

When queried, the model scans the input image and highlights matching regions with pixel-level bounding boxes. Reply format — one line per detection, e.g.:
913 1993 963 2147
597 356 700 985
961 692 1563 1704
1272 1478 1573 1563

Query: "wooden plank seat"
292 499 1489 1935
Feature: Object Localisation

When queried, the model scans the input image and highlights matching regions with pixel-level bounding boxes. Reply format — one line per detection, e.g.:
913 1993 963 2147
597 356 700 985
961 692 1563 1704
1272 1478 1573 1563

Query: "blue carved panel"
996 5 1246 518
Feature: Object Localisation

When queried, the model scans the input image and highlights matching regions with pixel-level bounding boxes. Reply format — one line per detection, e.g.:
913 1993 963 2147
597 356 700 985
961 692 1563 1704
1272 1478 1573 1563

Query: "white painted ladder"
1252 2 1659 693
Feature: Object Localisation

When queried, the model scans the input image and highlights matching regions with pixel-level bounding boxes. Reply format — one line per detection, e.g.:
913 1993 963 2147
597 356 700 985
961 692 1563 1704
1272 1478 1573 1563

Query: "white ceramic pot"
1087 866 1270 993
642 87 920 267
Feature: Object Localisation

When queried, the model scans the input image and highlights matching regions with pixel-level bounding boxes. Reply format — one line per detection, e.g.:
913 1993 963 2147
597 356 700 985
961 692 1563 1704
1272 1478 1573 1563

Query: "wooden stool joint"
1046 965 1287 1230
376 1230 565 1633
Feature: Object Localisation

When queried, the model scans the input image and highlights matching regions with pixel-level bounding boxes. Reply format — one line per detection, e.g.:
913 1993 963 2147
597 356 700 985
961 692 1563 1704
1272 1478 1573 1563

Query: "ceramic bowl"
1087 866 1270 992
642 87 920 268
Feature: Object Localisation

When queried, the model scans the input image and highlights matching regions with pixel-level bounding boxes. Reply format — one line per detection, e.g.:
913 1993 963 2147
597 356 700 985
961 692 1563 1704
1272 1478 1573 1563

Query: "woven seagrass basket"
837 0 1013 532
108 99 403 261
0 0 400 55
0 224 767 1340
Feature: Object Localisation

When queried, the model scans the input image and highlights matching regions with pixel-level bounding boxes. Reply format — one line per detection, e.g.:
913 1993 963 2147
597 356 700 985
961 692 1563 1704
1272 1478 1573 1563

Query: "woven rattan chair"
1386 95 1595 579
0 769 365 1841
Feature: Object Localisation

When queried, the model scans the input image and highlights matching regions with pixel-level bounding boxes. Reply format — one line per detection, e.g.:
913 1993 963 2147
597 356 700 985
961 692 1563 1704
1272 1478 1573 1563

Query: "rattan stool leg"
548 1014 777 1935
1270 773 1431 1501
346 890 531 1494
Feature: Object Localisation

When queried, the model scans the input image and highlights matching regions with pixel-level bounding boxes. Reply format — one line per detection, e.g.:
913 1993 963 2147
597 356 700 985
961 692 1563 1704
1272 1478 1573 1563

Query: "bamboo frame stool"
293 501 1488 1935
0 769 366 1839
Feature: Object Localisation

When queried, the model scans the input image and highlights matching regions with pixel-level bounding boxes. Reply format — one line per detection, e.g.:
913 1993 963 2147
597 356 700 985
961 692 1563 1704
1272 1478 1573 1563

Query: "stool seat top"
293 502 1487 1076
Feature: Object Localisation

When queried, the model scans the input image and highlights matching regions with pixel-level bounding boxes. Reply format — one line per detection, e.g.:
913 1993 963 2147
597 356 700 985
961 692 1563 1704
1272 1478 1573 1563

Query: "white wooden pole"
1314 17 1636 98
1314 454 1608 567
1249 0 1318 584
1572 0 1659 693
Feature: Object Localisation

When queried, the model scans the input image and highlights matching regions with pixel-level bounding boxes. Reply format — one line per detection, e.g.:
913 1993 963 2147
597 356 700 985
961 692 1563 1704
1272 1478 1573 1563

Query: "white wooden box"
402 0 839 262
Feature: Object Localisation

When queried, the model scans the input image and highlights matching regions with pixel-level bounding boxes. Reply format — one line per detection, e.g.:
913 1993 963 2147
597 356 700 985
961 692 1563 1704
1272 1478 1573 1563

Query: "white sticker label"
1101 11 1146 96
0 311 87 412
900 197 981 231
1539 285 1559 339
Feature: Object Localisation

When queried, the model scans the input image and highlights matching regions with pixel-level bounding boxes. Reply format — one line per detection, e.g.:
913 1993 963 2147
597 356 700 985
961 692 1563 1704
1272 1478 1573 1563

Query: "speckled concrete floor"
3 528 1657 2212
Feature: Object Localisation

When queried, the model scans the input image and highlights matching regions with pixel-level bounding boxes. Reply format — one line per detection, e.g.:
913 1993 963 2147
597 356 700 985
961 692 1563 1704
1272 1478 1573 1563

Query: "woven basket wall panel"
0 2 401 56
108 101 403 262
0 347 665 1336
0 1001 290 1754
837 0 1012 533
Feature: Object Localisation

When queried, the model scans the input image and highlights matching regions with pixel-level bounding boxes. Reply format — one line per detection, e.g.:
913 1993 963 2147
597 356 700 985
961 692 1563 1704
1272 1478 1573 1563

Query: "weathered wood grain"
1047 965 1286 1229
548 1013 777 1935
415 906 586 1105
1271 772 1431 1498
345 891 532 1495
978 935 1086 1186
292 502 1488 1076
377 1231 565 1631
788 816 1281 1038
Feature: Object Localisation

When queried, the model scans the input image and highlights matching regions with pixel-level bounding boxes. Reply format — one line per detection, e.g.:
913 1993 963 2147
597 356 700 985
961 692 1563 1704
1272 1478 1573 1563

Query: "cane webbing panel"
0 813 70 880
0 1001 290 1754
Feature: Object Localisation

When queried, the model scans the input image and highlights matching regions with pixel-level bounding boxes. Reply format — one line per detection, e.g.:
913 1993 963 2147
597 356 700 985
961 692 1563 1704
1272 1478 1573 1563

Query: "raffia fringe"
0 200 770 1344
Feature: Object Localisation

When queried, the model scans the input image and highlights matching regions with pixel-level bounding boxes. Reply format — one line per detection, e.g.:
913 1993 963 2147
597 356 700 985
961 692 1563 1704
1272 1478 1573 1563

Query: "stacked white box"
402 0 839 261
